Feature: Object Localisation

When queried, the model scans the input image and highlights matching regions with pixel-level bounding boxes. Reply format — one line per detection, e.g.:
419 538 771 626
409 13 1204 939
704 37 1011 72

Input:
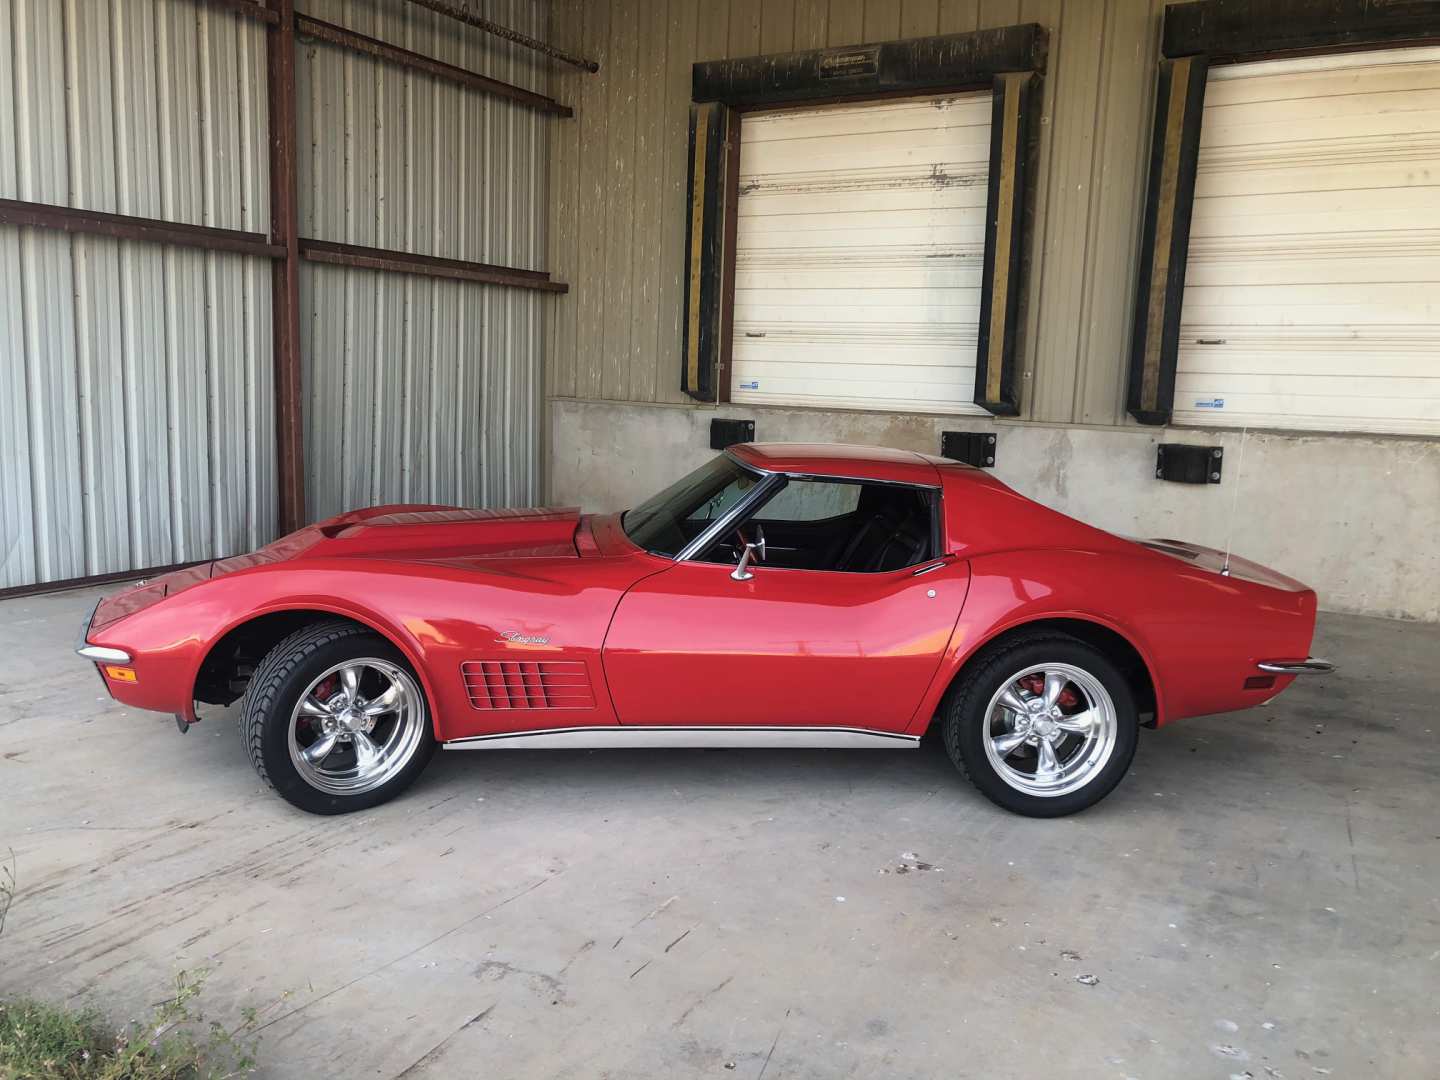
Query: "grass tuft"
0 970 259 1080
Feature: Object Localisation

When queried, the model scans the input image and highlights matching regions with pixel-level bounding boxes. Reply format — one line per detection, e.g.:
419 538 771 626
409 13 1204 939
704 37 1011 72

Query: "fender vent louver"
461 660 595 711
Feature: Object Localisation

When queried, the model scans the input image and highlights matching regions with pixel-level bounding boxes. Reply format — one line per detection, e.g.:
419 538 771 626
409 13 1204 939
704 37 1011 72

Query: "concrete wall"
542 0 1440 622
551 398 1440 621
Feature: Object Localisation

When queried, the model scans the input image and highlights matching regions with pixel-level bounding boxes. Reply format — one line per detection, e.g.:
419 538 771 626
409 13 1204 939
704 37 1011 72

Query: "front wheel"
240 621 436 814
942 633 1138 817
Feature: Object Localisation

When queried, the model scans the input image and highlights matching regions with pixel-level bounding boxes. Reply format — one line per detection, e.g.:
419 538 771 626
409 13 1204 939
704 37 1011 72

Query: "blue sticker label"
739 380 759 390
1194 397 1225 409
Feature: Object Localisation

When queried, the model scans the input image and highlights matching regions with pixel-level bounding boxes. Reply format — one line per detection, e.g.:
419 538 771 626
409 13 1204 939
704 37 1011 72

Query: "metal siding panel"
626 0 667 402
651 0 699 405
0 0 16 199
546 0 580 401
572 0 610 399
1025 0 1104 424
827 0 863 46
1176 47 1440 435
0 226 36 587
300 0 548 519
601 0 639 401
0 0 275 588
13 0 68 204
900 0 939 38
1073 0 1164 427
938 0 980 34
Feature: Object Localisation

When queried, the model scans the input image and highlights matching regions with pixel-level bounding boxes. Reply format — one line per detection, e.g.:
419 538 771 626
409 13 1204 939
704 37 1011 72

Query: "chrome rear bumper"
1257 658 1335 674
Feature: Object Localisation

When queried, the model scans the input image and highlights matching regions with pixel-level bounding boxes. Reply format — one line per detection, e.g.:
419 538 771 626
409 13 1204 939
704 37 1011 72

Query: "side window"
686 474 758 526
698 477 936 573
754 479 860 523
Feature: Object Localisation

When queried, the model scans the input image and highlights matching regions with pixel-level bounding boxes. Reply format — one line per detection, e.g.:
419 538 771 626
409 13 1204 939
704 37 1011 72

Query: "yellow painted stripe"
1142 57 1192 411
985 75 1023 405
686 106 710 393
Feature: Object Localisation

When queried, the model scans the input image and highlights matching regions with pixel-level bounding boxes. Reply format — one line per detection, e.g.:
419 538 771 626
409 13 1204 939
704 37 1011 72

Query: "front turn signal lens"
103 665 138 683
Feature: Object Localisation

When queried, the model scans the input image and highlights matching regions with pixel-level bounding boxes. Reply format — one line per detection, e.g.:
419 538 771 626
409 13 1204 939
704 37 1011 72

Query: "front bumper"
1257 657 1335 674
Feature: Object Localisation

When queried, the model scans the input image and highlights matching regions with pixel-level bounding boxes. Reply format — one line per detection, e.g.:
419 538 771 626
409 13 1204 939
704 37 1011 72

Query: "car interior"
698 479 938 574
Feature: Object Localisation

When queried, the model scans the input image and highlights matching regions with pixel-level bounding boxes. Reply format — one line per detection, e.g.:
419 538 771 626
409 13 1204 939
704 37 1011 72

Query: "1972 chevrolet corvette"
77 443 1331 817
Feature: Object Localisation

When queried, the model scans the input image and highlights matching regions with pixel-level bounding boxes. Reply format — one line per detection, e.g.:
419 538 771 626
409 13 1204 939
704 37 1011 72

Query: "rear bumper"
1257 657 1334 674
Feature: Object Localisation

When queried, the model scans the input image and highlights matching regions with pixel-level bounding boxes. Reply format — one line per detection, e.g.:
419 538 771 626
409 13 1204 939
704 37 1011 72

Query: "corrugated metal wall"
1 0 551 590
296 0 548 522
0 0 274 589
545 0 1167 426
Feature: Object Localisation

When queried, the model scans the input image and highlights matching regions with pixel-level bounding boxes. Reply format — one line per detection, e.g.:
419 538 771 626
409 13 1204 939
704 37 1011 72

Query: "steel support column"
267 0 305 532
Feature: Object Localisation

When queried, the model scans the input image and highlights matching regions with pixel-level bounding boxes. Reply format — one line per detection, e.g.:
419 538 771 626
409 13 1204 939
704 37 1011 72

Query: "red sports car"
77 443 1331 817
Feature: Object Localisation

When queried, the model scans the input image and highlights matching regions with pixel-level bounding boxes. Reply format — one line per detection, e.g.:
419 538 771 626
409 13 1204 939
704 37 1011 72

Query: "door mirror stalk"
731 537 765 581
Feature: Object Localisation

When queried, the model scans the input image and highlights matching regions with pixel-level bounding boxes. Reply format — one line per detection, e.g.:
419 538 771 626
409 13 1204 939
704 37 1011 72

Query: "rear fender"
907 551 1171 734
907 547 1315 733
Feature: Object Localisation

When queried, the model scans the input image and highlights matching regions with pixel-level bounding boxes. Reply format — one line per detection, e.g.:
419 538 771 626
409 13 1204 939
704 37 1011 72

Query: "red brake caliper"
301 675 338 732
1019 674 1079 710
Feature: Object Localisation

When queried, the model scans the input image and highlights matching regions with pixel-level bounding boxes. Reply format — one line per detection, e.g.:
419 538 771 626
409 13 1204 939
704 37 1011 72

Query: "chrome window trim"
674 467 784 562
75 598 101 652
774 472 940 491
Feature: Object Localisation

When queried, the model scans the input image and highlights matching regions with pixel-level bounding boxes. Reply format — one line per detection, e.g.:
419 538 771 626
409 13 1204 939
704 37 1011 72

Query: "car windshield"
622 454 764 557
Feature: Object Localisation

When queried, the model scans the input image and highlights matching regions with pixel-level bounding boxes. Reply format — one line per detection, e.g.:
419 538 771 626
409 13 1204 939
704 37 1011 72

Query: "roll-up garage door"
731 93 992 413
1176 46 1440 435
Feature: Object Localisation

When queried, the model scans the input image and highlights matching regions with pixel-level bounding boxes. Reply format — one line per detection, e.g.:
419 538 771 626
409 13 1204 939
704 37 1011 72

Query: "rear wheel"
942 633 1137 817
240 621 435 814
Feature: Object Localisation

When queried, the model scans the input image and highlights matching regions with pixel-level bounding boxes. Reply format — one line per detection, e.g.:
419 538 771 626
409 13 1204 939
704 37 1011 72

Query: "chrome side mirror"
731 537 765 581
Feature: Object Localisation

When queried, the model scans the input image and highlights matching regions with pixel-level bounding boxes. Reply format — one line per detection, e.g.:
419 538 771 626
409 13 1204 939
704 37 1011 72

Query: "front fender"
86 558 633 739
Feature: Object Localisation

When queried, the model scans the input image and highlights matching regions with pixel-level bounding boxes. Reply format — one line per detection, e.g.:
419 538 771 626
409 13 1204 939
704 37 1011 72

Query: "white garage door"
1177 46 1440 435
731 93 992 413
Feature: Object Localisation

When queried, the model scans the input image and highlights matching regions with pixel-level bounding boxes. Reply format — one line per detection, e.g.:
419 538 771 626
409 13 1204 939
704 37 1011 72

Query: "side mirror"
730 537 765 581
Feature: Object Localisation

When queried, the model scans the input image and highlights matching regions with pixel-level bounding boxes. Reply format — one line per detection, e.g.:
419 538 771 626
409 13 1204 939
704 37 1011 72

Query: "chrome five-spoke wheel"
288 658 425 796
243 621 436 814
942 633 1139 817
982 663 1118 798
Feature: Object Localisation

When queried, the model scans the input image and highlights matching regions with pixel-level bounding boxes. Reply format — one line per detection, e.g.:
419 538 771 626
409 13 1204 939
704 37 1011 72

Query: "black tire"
240 620 436 815
941 632 1138 817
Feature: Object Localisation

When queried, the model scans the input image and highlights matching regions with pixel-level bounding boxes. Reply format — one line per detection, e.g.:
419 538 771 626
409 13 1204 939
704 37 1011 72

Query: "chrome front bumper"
1257 658 1335 675
75 599 131 664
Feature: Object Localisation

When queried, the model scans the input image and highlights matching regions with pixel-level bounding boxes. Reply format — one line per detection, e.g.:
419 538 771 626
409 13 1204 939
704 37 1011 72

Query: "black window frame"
685 471 944 576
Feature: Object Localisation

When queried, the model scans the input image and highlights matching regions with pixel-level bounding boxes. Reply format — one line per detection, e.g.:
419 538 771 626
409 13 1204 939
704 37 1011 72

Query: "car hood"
90 506 586 630
238 505 585 566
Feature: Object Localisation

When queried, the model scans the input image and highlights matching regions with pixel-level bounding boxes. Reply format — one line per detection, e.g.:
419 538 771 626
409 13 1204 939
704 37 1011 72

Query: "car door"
602 477 970 732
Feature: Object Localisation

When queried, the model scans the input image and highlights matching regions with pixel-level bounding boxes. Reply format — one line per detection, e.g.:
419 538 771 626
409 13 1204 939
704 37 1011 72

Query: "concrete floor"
1 588 1437 1079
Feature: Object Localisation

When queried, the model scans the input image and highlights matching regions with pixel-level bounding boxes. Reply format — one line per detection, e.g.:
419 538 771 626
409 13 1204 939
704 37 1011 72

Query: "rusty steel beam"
295 13 572 116
267 0 307 533
299 238 569 294
404 0 598 72
202 0 280 24
0 198 285 257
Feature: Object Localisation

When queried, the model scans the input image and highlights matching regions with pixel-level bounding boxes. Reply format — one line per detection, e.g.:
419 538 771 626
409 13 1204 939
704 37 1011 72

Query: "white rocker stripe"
442 725 921 751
